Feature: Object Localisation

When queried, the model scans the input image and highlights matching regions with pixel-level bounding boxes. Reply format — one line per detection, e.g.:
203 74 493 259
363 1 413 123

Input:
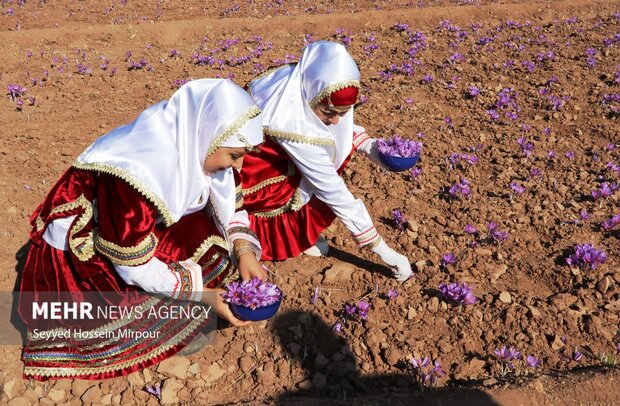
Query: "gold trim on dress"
308 80 361 108
253 188 303 218
72 161 176 227
206 106 262 158
266 129 335 147
93 232 158 266
23 316 205 378
242 175 288 196
45 194 95 261
191 235 228 264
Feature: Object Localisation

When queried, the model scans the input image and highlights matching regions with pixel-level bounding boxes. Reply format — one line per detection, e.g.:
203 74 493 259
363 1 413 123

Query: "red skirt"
241 138 351 260
19 171 234 380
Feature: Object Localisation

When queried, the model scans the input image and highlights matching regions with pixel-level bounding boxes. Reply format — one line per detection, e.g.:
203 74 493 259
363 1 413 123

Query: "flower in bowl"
377 135 422 171
222 277 283 321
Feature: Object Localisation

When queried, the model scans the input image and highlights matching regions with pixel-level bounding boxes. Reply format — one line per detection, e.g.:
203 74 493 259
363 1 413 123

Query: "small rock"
414 260 426 271
550 334 565 350
550 293 577 311
298 379 312 390
7 397 30 406
527 305 542 318
161 378 183 404
204 362 226 385
81 385 102 405
428 296 439 313
407 306 416 320
312 373 327 388
314 353 329 369
239 356 254 373
323 263 356 283
127 372 144 387
492 265 508 280
475 248 493 256
2 378 18 399
596 276 611 294
157 356 191 379
499 291 512 303
46 389 66 403
483 377 498 387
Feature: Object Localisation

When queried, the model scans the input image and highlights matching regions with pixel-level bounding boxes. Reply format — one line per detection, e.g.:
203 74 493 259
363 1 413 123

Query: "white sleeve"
352 125 390 169
114 258 203 302
279 139 381 247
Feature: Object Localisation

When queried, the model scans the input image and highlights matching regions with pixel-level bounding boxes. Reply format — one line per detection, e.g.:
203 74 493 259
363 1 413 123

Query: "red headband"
319 86 359 107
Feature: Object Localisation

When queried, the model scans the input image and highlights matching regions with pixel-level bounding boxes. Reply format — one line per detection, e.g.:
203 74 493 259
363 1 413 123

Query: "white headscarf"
249 41 360 168
75 79 263 229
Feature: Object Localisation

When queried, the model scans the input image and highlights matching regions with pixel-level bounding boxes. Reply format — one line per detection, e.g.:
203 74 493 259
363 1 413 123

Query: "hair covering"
249 41 361 169
319 85 359 107
75 79 263 229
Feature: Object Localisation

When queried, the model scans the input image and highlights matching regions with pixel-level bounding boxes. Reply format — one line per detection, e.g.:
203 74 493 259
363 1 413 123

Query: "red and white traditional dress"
240 41 387 261
19 79 264 380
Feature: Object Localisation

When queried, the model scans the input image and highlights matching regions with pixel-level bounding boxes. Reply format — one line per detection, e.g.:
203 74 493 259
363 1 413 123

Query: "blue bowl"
379 152 420 172
229 296 282 321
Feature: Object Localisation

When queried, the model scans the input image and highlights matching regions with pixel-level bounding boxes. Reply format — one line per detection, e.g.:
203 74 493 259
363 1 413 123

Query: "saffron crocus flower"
464 224 477 235
438 282 477 306
509 181 525 195
566 244 607 270
487 222 509 243
386 289 399 300
357 300 371 320
391 209 408 231
410 167 422 180
468 86 480 98
145 385 162 399
332 322 342 333
345 304 357 316
526 355 540 368
573 350 583 362
591 182 620 199
410 357 430 368
601 214 620 231
311 287 320 304
377 135 422 158
449 178 471 199
441 253 457 268
221 277 281 309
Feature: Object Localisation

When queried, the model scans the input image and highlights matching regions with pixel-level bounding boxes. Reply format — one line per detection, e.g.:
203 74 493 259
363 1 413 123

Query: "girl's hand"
203 288 250 327
238 252 268 281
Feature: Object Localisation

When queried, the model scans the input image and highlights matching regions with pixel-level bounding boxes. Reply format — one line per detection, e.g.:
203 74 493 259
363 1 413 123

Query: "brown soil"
1 0 619 404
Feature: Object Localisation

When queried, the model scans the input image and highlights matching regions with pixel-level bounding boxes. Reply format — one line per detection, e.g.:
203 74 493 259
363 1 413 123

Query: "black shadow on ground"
269 309 499 406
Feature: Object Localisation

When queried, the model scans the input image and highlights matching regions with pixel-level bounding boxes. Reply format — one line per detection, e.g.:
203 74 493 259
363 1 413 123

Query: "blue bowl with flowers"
377 135 422 172
222 277 283 321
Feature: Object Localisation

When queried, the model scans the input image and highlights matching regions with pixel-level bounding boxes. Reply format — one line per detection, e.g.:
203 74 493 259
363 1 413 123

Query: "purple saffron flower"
487 222 509 243
311 287 320 304
422 74 433 84
566 244 607 270
526 355 540 368
332 322 342 333
391 209 408 231
221 277 281 309
464 224 477 235
386 289 399 300
345 304 357 316
565 151 575 159
441 253 457 267
438 282 477 306
377 135 422 158
573 350 583 362
410 167 422 181
591 182 620 199
510 181 526 195
449 178 471 199
356 300 371 320
579 210 589 220
410 357 430 368
601 214 620 231
468 86 480 98
145 385 161 399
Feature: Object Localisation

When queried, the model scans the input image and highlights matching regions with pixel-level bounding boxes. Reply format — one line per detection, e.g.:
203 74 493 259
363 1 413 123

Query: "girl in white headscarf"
240 41 412 282
19 79 265 380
